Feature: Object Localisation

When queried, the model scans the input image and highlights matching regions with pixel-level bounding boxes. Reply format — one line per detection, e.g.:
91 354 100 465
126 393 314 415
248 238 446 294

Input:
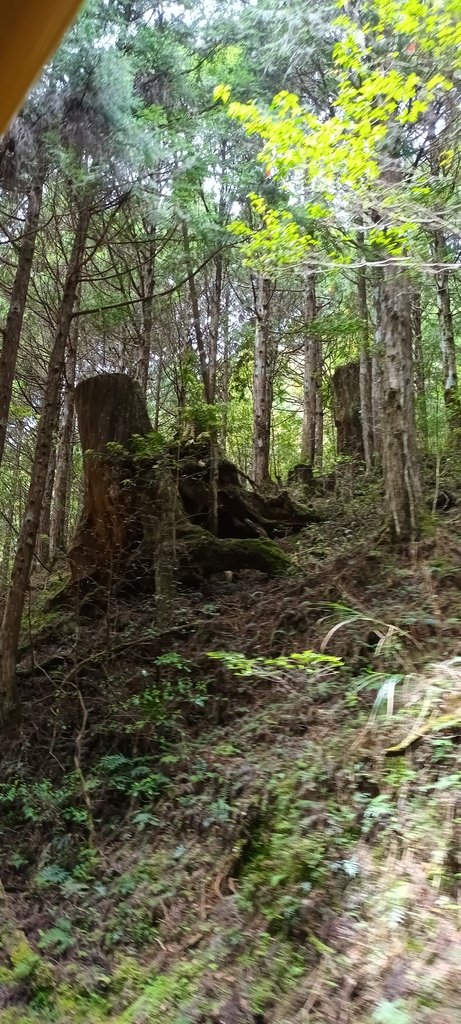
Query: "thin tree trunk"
371 269 384 459
432 230 461 441
206 253 223 536
0 177 44 467
37 432 57 567
357 239 373 472
0 423 24 588
380 266 421 540
221 285 231 453
49 296 80 560
135 223 156 395
411 288 428 446
153 349 163 433
181 220 223 534
301 270 317 465
252 274 272 487
181 220 211 403
315 353 323 470
0 200 90 726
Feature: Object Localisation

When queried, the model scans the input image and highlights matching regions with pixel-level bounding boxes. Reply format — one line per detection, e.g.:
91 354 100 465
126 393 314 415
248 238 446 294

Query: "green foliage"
128 653 209 731
208 648 343 678
37 919 74 956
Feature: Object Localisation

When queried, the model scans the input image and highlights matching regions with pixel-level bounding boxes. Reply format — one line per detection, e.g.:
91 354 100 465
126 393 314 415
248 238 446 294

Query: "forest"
1 0 461 1021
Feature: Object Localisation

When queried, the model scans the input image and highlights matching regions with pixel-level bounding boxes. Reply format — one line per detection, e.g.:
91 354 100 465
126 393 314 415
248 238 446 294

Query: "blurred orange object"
0 0 83 133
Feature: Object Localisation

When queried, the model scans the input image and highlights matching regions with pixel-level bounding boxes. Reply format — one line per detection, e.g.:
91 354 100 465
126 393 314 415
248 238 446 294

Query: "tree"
252 274 273 486
0 174 44 467
221 0 461 534
0 196 91 724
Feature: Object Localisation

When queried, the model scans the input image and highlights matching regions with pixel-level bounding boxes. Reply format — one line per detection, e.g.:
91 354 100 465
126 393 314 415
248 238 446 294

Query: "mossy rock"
181 529 293 578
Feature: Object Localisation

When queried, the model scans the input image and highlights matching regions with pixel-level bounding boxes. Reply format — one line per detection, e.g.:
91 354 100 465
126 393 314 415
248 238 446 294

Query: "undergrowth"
2 483 461 1022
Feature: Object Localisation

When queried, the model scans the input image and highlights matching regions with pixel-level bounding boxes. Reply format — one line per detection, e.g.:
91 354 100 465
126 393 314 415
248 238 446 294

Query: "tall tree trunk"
49 300 80 560
0 177 44 467
181 221 223 534
411 288 428 446
380 266 421 540
37 431 57 567
357 242 373 472
315 356 323 471
0 200 90 726
153 349 163 433
432 230 461 441
252 274 272 487
371 269 384 459
301 270 318 466
181 220 211 403
221 285 231 453
0 422 24 588
206 253 223 536
135 223 156 395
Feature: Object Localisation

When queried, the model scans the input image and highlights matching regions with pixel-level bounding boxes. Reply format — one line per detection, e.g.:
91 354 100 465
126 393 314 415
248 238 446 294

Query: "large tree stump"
331 361 364 460
68 373 301 588
69 374 152 581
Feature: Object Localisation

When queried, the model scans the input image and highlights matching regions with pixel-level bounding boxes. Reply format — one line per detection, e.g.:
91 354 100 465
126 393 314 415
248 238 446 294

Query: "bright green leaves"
213 83 232 104
230 196 316 271
215 0 461 271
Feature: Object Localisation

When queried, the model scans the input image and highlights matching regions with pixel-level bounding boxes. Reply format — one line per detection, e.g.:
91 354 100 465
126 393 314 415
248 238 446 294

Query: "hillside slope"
1 484 461 1024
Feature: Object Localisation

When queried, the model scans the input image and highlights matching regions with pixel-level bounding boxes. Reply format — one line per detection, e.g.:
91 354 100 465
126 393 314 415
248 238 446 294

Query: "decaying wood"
331 361 364 461
69 373 317 589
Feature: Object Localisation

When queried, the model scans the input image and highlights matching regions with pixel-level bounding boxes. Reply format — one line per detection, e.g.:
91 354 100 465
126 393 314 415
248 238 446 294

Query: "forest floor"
2 467 461 1023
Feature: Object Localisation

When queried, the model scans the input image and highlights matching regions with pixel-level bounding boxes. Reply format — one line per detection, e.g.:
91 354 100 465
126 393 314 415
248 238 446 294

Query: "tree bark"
252 274 272 487
411 288 428 446
432 230 461 442
135 222 156 395
69 373 153 582
153 348 163 433
206 252 223 536
332 361 365 460
181 220 211 403
0 422 24 588
380 266 421 540
220 285 231 453
371 269 384 460
301 270 318 466
68 374 302 589
37 431 57 567
0 177 44 468
49 298 80 559
181 220 222 534
0 200 90 726
356 243 373 472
